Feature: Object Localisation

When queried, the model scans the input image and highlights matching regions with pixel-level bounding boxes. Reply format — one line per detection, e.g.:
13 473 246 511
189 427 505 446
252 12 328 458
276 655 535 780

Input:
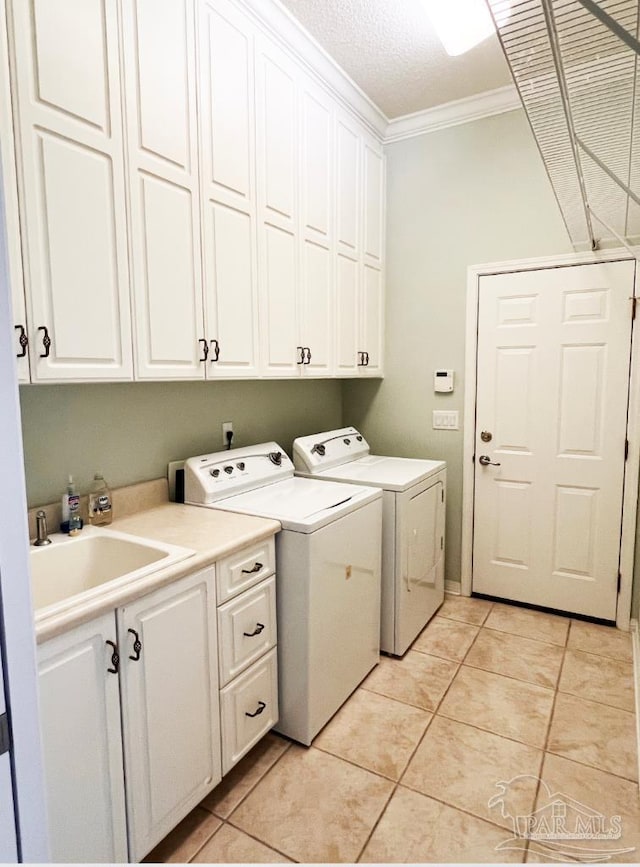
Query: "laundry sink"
30 527 194 612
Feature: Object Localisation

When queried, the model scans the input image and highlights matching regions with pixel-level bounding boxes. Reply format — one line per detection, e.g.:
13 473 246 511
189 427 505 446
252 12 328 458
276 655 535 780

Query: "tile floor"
145 596 639 863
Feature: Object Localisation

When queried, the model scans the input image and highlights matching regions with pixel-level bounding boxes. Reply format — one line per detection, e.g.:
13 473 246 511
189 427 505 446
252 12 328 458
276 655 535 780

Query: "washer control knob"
356 435 363 442
224 465 234 474
344 438 351 445
236 462 246 471
210 468 220 478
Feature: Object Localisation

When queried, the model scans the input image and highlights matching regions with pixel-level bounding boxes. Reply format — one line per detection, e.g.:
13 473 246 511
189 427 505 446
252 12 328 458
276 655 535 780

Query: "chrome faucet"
34 510 52 546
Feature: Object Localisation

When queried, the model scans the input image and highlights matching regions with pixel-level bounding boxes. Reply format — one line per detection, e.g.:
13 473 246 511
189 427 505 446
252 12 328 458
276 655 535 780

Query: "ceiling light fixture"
423 0 511 56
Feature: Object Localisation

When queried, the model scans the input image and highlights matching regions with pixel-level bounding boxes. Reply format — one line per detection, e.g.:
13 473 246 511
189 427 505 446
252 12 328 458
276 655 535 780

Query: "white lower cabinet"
37 538 279 863
117 568 221 862
37 567 221 863
38 612 128 864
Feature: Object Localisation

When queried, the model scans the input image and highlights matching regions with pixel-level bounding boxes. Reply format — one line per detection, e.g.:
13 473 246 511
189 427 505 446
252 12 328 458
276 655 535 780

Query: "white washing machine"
294 427 446 657
184 442 382 745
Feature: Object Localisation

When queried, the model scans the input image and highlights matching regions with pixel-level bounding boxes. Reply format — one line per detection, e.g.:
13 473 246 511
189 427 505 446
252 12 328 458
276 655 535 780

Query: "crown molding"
384 85 522 143
236 0 389 139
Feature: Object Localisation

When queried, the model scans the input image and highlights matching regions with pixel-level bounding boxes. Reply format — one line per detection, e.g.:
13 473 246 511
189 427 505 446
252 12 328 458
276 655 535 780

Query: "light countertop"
34 503 280 643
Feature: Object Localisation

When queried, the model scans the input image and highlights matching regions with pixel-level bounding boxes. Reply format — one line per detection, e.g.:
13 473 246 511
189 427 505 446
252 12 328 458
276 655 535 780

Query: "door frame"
461 249 640 631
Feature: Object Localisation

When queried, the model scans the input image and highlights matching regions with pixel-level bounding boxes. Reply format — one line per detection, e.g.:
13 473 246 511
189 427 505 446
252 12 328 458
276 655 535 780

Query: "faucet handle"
34 510 52 547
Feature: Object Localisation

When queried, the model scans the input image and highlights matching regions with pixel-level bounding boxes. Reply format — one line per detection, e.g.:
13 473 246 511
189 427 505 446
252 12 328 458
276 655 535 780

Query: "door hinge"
625 439 629 461
441 489 444 503
0 714 10 757
440 536 444 550
632 297 637 320
617 572 622 594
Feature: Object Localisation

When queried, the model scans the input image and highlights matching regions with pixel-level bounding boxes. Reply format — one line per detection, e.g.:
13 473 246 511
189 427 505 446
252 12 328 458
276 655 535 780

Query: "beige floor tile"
484 604 569 646
313 688 432 780
559 649 635 712
523 753 640 863
200 733 290 818
568 620 633 663
359 786 524 863
438 594 494 626
439 666 555 748
192 824 291 863
362 651 458 711
465 628 564 689
402 716 542 830
412 616 480 662
231 745 393 863
548 693 638 782
142 807 221 863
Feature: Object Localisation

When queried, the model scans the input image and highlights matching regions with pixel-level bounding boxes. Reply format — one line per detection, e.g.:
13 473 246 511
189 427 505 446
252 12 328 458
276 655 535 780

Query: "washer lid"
297 455 446 492
209 476 381 533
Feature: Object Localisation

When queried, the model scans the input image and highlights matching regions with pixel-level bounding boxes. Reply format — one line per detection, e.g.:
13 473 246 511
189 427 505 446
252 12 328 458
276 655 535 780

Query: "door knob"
478 455 501 466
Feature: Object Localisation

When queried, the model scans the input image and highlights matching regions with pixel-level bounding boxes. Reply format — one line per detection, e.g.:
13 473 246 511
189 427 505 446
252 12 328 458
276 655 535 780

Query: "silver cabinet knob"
479 455 501 466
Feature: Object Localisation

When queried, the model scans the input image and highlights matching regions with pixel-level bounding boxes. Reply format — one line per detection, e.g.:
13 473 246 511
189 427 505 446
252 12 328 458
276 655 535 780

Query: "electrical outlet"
222 421 234 447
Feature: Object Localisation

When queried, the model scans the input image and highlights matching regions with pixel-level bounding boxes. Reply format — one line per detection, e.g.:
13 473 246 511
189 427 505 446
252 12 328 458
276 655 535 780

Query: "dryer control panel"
293 427 370 473
185 443 294 505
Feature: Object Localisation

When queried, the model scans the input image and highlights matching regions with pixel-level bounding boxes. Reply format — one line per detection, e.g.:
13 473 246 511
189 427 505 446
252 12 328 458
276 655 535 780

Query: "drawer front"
220 648 278 774
216 537 276 603
218 576 277 686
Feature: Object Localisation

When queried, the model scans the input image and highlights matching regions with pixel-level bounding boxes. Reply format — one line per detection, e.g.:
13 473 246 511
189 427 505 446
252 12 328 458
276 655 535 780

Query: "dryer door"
395 473 445 655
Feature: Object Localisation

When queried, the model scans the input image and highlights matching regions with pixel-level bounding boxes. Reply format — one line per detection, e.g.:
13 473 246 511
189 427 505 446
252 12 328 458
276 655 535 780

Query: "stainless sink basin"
30 527 194 613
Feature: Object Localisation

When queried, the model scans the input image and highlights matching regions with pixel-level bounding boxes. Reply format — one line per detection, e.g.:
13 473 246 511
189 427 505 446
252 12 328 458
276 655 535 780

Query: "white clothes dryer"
184 442 382 745
293 427 446 656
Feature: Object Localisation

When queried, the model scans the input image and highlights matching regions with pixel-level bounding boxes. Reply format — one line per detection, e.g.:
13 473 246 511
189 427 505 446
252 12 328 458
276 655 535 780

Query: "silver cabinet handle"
478 455 501 466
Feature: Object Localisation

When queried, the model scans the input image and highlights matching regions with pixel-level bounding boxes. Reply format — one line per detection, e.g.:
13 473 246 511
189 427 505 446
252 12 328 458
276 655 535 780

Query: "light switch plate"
433 410 459 430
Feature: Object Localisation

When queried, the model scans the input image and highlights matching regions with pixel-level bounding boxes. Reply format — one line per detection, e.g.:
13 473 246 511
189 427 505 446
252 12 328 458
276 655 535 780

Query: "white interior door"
473 261 635 620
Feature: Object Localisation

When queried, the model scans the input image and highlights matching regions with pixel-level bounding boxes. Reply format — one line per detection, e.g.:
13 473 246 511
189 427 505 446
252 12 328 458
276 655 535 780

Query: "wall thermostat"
434 369 454 392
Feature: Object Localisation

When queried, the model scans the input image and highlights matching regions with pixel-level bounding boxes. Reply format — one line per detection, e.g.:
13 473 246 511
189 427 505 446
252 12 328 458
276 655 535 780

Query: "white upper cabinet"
363 137 385 267
199 0 260 377
256 35 300 376
0 3 28 383
360 263 384 375
10 0 133 381
298 78 334 376
335 252 359 376
335 111 361 261
123 0 205 380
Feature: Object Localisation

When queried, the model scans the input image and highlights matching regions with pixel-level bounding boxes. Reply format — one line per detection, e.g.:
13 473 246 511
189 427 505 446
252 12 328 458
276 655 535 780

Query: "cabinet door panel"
199 0 254 209
38 613 127 864
335 253 359 375
12 0 132 380
35 131 128 371
256 38 297 232
133 0 191 169
301 84 332 246
123 0 204 380
135 172 204 377
118 569 220 862
336 115 360 257
361 264 384 375
301 239 332 375
205 201 259 376
363 140 384 265
32 0 108 131
260 223 298 375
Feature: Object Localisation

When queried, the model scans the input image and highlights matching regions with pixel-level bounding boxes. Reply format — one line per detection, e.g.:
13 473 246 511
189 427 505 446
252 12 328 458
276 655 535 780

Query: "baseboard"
631 619 640 791
445 580 461 595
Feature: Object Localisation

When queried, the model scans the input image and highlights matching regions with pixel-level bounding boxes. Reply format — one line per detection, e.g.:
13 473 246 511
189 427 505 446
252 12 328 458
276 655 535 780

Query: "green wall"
19 379 342 507
342 109 573 589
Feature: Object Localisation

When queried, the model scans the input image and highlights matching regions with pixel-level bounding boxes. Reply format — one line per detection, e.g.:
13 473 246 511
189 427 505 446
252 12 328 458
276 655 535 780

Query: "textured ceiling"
279 0 513 118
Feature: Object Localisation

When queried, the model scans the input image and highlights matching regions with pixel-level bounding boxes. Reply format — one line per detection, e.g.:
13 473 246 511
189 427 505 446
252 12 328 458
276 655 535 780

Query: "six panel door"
473 261 635 619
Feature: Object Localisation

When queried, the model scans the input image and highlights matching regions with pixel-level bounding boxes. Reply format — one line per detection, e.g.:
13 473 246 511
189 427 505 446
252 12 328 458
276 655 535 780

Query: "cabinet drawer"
216 537 275 603
218 576 276 686
220 648 278 774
